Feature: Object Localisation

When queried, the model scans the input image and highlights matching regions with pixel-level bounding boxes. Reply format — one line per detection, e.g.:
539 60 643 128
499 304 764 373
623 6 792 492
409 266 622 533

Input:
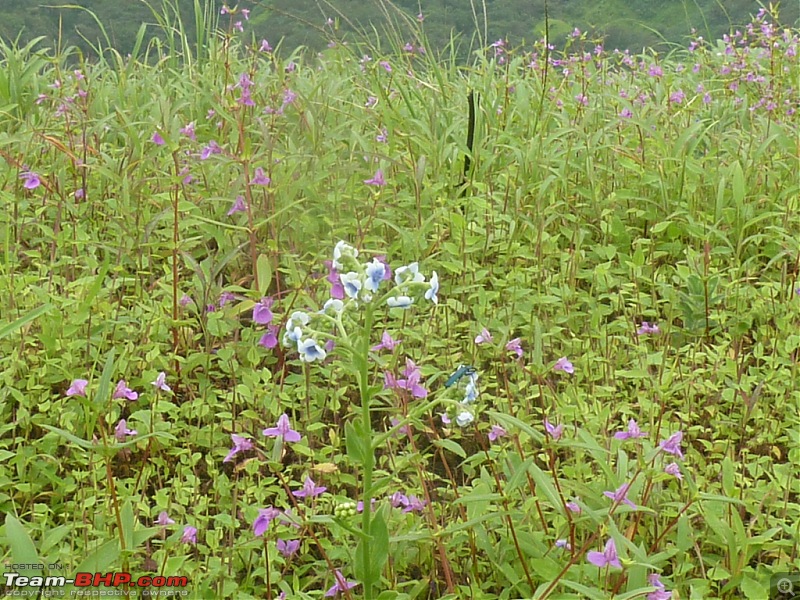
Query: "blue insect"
445 365 477 388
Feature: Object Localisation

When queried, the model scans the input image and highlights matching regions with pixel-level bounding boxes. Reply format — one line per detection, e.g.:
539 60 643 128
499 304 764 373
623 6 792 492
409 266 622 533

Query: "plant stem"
359 303 375 600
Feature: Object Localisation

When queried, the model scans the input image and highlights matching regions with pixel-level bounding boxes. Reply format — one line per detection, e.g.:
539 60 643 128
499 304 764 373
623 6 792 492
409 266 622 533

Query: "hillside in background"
1 0 798 58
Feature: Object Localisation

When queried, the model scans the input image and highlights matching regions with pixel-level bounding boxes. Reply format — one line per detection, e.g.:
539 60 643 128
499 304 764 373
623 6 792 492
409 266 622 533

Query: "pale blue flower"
425 271 439 304
283 325 304 348
340 272 362 299
365 259 386 293
298 338 327 362
463 372 479 403
333 241 358 270
455 410 474 427
387 296 414 308
288 311 310 328
322 298 344 314
395 262 425 285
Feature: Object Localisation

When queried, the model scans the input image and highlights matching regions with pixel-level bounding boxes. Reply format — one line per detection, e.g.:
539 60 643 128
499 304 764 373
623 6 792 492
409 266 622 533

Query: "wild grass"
0 3 798 599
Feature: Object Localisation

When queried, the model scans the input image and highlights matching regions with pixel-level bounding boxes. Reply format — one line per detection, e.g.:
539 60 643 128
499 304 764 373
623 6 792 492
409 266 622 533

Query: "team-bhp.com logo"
3 571 189 597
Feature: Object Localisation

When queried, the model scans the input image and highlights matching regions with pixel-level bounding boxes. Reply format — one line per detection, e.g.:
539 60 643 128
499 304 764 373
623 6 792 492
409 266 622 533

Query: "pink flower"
505 337 523 357
114 419 138 441
151 132 165 146
364 169 386 186
223 434 254 463
488 425 507 442
155 511 175 526
181 526 198 544
553 357 574 374
66 379 89 397
371 331 401 352
263 414 302 443
587 538 621 569
475 328 493 344
113 380 138 401
664 462 682 480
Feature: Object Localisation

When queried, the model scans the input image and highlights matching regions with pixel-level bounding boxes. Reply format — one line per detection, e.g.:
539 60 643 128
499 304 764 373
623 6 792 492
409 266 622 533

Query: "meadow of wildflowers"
0 3 798 599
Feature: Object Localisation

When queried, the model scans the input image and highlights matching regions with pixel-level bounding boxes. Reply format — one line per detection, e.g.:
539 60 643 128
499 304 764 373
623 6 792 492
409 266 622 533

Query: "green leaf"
369 511 389 582
740 575 768 599
120 500 135 551
433 438 466 459
4 515 42 578
345 420 366 465
256 254 273 296
94 348 117 408
41 425 176 455
0 304 53 340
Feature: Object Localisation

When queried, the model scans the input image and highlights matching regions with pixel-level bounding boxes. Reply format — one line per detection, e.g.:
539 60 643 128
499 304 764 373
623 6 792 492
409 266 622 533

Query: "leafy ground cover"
1 4 799 599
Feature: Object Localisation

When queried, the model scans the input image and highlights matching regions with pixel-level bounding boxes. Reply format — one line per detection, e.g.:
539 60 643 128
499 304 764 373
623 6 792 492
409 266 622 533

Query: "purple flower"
544 419 563 441
114 419 138 441
365 96 377 108
260 39 272 52
379 61 392 73
151 372 171 392
180 122 196 140
648 65 663 77
565 500 581 513
324 571 358 597
614 419 647 440
181 526 198 544
488 425 507 442
475 328 493 344
227 195 247 216
603 482 637 508
403 495 427 513
647 574 672 600
276 538 300 558
253 507 281 537
395 358 427 398
637 322 661 335
620 108 633 118
253 297 274 325
66 379 89 397
324 260 345 300
505 337 523 357
113 380 138 401
376 127 388 143
371 331 401 352
292 476 327 500
223 434 254 463
440 413 451 425
218 291 236 307
664 462 682 480
587 538 621 569
75 188 85 200
364 169 386 187
251 167 271 186
659 431 684 459
669 90 685 104
390 492 409 508
20 171 41 190
390 417 411 437
554 357 574 374
375 255 392 280
259 326 279 349
152 132 165 146
263 413 302 443
155 511 175 526
200 140 222 160
555 539 572 550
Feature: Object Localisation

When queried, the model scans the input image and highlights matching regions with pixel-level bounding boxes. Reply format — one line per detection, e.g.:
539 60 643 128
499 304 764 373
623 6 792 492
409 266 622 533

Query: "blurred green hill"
0 0 797 57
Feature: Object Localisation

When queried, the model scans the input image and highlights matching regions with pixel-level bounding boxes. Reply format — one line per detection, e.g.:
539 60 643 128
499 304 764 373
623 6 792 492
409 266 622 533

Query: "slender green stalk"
358 302 375 600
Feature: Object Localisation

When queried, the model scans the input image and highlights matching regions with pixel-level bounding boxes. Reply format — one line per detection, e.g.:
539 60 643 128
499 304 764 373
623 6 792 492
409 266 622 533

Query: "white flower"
298 338 327 362
425 271 439 304
387 295 414 308
455 410 474 427
333 241 358 270
364 259 386 293
322 298 344 313
395 262 425 285
340 272 363 299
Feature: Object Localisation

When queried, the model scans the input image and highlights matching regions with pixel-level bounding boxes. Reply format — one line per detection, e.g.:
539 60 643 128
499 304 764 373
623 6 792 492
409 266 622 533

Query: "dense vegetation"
1 2 799 599
0 0 798 59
